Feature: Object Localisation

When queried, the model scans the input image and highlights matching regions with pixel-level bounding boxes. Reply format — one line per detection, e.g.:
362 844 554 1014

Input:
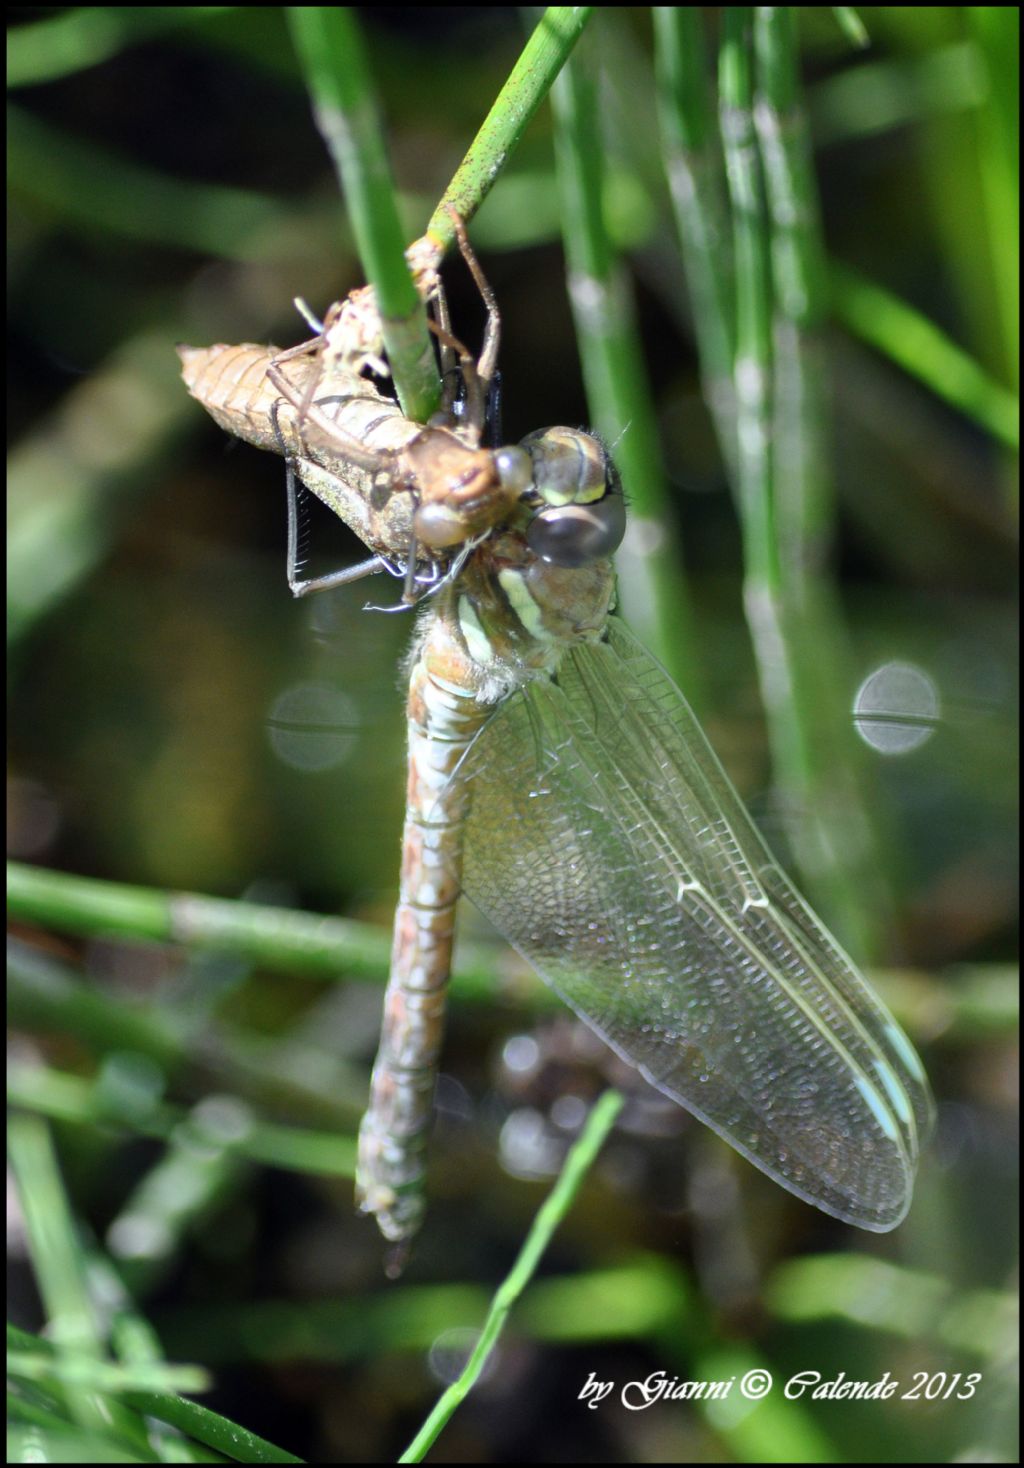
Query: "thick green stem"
653 7 738 479
720 9 877 947
287 7 438 420
427 7 593 248
753 6 890 951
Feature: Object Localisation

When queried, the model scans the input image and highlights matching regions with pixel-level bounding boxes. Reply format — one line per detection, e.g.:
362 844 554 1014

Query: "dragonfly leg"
447 206 501 390
432 275 460 415
401 529 423 603
426 316 484 444
432 275 502 443
270 331 321 367
266 360 386 474
284 454 386 597
269 330 328 425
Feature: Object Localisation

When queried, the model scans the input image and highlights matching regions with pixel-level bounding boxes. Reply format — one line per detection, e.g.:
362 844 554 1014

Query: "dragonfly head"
518 428 626 568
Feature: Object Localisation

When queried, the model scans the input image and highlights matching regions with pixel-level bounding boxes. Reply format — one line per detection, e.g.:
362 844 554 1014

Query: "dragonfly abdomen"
355 616 494 1243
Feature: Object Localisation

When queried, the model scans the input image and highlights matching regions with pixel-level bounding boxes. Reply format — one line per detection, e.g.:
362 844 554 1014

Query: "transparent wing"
458 619 933 1231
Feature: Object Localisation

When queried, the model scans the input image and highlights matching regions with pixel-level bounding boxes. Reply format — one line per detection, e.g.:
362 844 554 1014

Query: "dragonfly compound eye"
527 489 626 567
519 426 609 508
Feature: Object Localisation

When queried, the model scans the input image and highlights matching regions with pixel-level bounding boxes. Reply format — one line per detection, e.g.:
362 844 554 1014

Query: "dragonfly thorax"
451 526 618 701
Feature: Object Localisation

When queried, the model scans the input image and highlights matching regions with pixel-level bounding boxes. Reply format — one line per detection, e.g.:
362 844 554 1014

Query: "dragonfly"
180 222 932 1259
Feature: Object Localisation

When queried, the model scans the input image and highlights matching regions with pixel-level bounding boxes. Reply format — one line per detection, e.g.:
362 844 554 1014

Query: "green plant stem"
965 6 1019 394
831 6 869 49
286 7 437 420
755 5 831 561
8 1058 357 1177
653 7 737 476
549 25 702 701
7 1348 206 1397
722 13 825 923
832 261 1019 451
6 861 510 1004
720 9 777 586
719 7 789 785
753 5 886 951
400 1090 624 1461
8 933 372 1130
8 1323 302 1464
8 330 195 648
8 858 385 976
716 10 881 951
7 104 290 260
6 7 233 87
152 1261 692 1365
8 1115 139 1442
426 7 593 249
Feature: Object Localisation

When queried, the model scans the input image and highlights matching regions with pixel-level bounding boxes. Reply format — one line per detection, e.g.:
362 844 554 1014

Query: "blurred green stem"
8 330 197 649
721 8 879 951
286 7 438 420
754 6 889 950
653 7 737 478
9 1058 357 1177
550 24 701 700
8 1323 301 1464
7 861 513 1004
965 6 1019 393
831 261 1019 452
831 6 869 49
6 7 233 87
7 935 370 1125
8 1114 135 1439
755 5 833 564
427 7 593 249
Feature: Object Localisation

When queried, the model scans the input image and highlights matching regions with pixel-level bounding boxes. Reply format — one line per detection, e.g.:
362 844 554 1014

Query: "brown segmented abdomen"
178 340 428 560
178 341 421 462
178 342 288 453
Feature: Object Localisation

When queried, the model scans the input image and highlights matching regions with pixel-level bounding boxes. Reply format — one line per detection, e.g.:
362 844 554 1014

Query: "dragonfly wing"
458 618 932 1231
